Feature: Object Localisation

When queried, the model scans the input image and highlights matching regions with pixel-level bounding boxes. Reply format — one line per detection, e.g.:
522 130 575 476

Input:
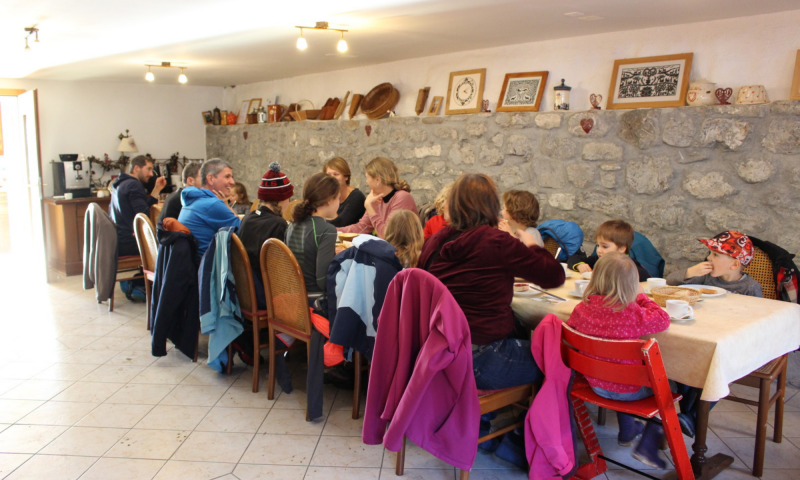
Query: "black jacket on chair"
151 227 200 358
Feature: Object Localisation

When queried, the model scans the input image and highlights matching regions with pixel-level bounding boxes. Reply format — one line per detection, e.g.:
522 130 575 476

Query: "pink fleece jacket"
337 189 417 238
363 268 480 471
526 314 576 480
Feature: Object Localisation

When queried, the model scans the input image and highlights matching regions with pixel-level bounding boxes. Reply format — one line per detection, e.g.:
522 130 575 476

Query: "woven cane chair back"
543 237 560 258
260 239 312 337
744 247 777 300
133 213 158 272
229 234 257 314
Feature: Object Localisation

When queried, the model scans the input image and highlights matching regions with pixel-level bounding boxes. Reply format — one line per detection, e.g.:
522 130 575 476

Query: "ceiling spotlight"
178 69 187 84
24 26 39 50
25 37 30 50
296 28 307 50
143 62 188 84
145 67 154 81
294 22 349 53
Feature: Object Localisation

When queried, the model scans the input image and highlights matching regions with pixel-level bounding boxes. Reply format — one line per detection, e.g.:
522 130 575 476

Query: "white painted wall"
0 79 222 197
225 10 800 116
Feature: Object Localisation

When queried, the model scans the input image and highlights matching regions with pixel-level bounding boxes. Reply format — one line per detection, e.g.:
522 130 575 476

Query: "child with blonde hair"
423 183 452 239
567 252 672 469
385 210 424 268
229 182 252 215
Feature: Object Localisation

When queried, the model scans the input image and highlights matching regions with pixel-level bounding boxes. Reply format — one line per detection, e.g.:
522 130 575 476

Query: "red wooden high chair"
561 323 694 480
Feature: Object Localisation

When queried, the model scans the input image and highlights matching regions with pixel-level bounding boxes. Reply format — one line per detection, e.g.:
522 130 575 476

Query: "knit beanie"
258 162 294 202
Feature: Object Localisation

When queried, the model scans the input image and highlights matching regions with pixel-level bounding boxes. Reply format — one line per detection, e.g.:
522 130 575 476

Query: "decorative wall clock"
446 68 486 115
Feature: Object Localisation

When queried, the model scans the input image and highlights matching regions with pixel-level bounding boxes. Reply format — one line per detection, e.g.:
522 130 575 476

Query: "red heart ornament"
243 131 248 140
715 88 732 105
580 118 594 134
365 125 372 137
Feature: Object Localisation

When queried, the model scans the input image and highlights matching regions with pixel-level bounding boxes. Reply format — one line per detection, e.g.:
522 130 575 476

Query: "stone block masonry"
207 101 800 275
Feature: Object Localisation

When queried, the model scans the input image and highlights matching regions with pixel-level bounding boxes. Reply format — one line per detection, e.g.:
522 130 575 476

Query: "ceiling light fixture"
24 26 39 50
294 22 349 53
143 62 188 84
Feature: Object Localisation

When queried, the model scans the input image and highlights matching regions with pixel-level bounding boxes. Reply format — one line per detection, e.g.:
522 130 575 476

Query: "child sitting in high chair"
568 219 650 282
567 252 673 469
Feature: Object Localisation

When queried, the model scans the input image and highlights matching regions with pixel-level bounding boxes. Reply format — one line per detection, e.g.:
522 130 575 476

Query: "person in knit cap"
238 162 294 309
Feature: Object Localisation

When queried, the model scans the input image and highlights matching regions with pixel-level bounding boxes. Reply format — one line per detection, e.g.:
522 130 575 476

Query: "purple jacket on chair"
525 314 577 480
362 268 480 471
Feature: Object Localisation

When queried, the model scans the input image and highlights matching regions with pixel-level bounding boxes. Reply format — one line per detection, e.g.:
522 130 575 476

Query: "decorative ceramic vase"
687 79 717 106
735 85 769 105
227 111 238 125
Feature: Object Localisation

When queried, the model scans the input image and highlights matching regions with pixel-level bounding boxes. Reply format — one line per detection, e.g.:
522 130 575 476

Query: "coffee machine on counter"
53 154 92 198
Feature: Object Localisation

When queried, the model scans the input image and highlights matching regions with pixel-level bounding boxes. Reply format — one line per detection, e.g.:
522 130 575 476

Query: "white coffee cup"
64 192 73 200
646 278 667 292
666 299 693 319
575 279 590 295
561 263 570 275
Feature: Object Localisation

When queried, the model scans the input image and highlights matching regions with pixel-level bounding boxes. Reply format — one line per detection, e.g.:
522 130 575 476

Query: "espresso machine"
53 154 92 198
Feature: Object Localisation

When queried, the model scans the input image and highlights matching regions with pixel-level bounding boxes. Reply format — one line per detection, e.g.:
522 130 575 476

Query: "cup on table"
646 278 667 293
575 279 589 295
666 299 693 319
64 192 73 200
561 263 570 275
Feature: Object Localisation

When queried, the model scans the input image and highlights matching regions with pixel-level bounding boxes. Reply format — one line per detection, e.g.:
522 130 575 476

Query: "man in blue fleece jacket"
110 155 167 256
177 158 240 256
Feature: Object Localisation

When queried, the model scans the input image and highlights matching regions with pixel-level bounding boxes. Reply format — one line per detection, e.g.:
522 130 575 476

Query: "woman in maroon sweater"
419 174 565 390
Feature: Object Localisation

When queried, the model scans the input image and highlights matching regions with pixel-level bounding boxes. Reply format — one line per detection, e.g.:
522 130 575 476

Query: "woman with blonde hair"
337 157 417 239
384 210 424 268
423 183 452 239
323 157 366 227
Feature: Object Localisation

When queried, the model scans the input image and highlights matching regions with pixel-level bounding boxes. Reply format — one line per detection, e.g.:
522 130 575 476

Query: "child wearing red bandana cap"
666 230 763 298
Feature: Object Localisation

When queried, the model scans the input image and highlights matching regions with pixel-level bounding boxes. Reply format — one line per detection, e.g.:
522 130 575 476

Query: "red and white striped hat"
258 162 293 202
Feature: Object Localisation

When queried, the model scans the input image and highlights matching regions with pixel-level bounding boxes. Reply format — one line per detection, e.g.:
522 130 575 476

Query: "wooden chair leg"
225 344 234 375
252 322 261 393
109 285 115 312
753 377 771 477
775 359 787 443
306 343 311 422
144 278 152 330
395 435 406 476
267 325 276 401
193 332 199 363
353 351 362 420
597 406 607 426
459 469 470 480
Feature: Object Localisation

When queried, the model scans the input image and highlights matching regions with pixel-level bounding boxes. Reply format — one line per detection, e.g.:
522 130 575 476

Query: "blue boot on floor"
617 413 644 447
632 422 667 470
492 427 528 470
478 412 500 453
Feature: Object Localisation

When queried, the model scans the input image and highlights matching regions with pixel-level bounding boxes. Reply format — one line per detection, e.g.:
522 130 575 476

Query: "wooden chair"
395 384 537 479
260 238 312 420
561 323 693 480
229 233 270 388
283 199 303 223
543 237 560 258
725 246 788 476
352 351 369 419
111 257 143 312
133 213 157 329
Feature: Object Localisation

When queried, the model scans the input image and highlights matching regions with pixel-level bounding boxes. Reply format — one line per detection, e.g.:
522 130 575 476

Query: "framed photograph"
791 50 800 100
606 53 693 110
446 68 486 115
236 101 250 124
202 111 213 125
248 98 262 114
427 96 443 116
496 71 549 112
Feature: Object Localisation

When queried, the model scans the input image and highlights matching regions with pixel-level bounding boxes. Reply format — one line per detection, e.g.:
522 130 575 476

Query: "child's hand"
498 219 515 236
577 264 592 274
686 262 712 278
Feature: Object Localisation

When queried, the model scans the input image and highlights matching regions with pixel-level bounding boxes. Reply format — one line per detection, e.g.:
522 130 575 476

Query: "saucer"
670 314 695 322
513 284 543 297
567 290 584 298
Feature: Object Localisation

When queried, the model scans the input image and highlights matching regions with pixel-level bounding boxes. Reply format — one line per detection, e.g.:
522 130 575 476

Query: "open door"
5 90 48 283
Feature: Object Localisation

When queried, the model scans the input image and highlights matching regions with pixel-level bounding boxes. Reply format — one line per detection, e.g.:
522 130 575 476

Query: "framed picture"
202 111 213 125
446 68 486 115
248 98 262 114
427 96 443 116
496 71 549 112
606 53 693 110
791 50 800 100
236 101 250 124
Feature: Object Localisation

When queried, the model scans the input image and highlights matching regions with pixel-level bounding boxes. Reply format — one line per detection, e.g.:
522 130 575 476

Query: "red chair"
561 323 694 480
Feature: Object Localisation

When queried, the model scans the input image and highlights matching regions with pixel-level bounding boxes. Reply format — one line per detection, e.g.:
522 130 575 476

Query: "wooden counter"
44 196 111 276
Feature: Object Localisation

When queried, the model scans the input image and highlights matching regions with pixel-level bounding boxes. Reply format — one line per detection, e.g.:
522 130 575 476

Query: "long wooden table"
512 274 800 479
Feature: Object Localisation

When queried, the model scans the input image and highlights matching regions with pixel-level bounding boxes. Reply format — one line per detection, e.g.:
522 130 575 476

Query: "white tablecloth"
512 275 800 401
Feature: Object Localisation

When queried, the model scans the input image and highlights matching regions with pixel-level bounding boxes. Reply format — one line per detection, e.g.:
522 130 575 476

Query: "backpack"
629 232 666 278
538 220 584 262
748 237 799 304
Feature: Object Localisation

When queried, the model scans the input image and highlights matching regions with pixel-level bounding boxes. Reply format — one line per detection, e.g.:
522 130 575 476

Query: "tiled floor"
0 272 799 479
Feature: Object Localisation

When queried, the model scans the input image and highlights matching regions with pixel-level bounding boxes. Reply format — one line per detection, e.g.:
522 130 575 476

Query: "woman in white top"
498 189 544 248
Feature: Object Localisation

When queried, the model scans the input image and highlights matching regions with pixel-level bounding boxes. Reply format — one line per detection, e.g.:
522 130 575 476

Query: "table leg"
691 400 733 479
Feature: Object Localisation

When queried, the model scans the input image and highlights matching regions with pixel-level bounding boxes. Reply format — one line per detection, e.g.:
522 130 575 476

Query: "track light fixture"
143 62 189 84
24 26 39 50
295 22 349 53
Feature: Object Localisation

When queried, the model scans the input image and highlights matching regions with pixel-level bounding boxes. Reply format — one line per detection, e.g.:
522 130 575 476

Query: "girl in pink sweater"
337 157 417 239
567 252 672 470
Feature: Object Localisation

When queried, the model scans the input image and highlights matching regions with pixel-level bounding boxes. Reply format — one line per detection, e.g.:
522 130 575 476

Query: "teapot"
687 79 717 106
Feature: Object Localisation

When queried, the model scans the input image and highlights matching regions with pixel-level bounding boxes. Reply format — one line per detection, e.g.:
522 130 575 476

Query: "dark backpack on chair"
746 237 798 303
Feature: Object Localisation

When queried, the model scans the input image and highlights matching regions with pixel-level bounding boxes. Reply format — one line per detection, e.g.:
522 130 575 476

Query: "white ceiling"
2 0 799 86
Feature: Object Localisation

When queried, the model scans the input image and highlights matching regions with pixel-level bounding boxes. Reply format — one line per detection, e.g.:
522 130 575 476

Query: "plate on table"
513 283 543 297
680 284 726 298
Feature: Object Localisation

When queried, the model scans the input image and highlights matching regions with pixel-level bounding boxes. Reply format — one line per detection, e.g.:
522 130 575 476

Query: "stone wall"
206 101 800 275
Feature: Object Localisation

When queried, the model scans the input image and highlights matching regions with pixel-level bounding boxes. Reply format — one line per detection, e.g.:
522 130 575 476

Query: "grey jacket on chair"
83 202 118 302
